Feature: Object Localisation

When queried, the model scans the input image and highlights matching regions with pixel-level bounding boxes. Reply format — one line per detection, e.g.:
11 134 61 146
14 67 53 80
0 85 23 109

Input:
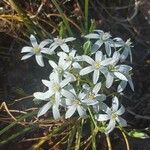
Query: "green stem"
87 107 98 129
84 0 89 33
51 0 73 36
119 127 130 150
106 134 112 150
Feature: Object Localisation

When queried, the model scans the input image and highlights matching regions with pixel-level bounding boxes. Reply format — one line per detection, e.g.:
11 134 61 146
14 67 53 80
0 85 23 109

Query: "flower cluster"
21 30 134 134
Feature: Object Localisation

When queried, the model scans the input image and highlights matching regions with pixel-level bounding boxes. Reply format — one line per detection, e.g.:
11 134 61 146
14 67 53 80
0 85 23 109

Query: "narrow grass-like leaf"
51 0 73 36
67 126 77 150
0 126 34 146
75 119 84 150
0 110 37 136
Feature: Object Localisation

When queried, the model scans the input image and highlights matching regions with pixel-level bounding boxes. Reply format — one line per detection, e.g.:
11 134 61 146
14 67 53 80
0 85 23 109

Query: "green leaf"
128 130 150 139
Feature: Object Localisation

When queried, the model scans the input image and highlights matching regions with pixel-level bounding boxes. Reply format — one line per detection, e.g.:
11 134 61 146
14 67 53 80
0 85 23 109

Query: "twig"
127 109 150 120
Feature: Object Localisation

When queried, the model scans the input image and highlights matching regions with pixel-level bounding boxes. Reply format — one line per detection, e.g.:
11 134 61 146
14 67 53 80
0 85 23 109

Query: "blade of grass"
8 0 46 38
0 110 37 136
0 125 34 146
67 125 77 150
51 0 73 36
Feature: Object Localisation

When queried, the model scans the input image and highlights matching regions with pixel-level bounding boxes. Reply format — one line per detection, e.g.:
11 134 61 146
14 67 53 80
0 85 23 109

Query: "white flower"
95 96 127 134
117 65 134 92
113 38 133 62
49 37 76 53
34 72 73 119
85 30 113 56
62 88 87 119
57 50 82 69
49 57 70 78
21 34 52 67
82 82 106 106
104 52 131 88
34 91 61 119
80 51 112 84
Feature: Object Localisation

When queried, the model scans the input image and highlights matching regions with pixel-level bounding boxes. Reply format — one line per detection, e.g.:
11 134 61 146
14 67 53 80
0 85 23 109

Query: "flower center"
88 92 95 100
73 99 81 105
111 112 118 120
101 33 111 41
55 38 64 45
94 62 101 69
56 66 64 74
33 47 41 54
66 55 73 62
52 83 60 92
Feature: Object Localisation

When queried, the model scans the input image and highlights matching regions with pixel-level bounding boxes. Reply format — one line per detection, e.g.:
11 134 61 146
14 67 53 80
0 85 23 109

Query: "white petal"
61 89 75 100
60 43 69 52
105 42 111 56
96 114 110 121
114 72 128 81
35 54 44 67
60 78 71 87
65 105 76 118
106 72 114 88
92 40 103 53
95 51 102 62
101 58 112 66
77 106 86 117
117 81 127 93
82 55 95 64
30 34 38 47
84 33 100 39
116 105 125 115
72 62 82 69
80 66 93 75
57 51 67 59
112 51 120 64
93 82 101 94
52 104 60 119
37 102 51 117
21 53 34 60
93 70 100 84
42 79 52 87
116 116 127 127
120 48 129 62
64 37 76 42
106 119 116 134
117 65 132 73
112 96 119 112
34 91 52 100
49 60 57 69
49 44 58 52
39 39 52 48
21 46 33 53
41 48 53 55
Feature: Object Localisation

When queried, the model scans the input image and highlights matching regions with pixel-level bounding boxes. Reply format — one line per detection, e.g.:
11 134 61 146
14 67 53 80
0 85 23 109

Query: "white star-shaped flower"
21 34 52 67
85 30 113 56
49 37 76 53
95 96 127 134
34 72 73 119
113 38 133 62
57 50 82 69
80 51 112 84
62 88 87 119
82 82 106 106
